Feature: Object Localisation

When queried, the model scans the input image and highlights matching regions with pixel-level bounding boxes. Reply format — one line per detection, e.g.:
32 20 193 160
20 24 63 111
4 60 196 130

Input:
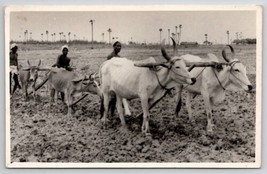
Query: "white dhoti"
10 66 18 75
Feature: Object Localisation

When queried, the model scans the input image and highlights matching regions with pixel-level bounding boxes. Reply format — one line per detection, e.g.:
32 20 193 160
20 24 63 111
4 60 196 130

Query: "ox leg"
116 96 127 131
186 92 193 121
32 83 36 102
202 94 213 133
49 88 55 113
65 90 73 116
174 86 183 117
122 98 131 116
140 96 150 136
101 93 111 127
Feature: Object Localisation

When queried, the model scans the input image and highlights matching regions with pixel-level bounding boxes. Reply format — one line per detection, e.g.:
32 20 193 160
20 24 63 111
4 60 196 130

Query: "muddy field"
9 43 256 163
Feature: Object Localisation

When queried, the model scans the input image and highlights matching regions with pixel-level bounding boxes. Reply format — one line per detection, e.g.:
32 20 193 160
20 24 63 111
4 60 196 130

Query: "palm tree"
41 33 43 42
74 34 76 40
51 34 54 42
107 28 112 44
168 29 170 45
175 26 178 43
204 34 208 45
226 30 230 44
236 32 239 40
159 28 163 43
102 33 104 42
25 30 28 42
89 19 95 49
68 32 71 42
29 32 32 41
46 30 49 42
178 24 182 45
54 33 56 42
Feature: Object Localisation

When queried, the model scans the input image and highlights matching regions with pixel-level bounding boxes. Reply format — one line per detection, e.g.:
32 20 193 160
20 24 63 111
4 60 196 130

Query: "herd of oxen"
10 38 253 136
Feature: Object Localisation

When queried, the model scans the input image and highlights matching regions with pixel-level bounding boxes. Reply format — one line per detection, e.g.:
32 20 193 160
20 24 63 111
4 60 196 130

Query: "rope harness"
152 59 193 91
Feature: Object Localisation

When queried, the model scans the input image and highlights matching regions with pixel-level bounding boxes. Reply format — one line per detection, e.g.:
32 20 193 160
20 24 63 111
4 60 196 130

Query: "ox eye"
175 66 180 69
234 69 240 72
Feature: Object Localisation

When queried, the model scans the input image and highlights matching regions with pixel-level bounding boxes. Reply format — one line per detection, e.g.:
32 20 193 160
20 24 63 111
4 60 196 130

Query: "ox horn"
222 45 235 62
161 39 171 61
171 37 178 56
72 77 83 83
38 59 41 67
27 59 31 67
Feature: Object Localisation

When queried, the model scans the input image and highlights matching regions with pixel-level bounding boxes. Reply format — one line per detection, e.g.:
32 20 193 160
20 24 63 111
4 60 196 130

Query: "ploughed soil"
9 44 256 163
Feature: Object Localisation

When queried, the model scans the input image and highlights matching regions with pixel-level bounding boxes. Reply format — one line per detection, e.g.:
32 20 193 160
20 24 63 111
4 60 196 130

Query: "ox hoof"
119 126 129 135
206 127 213 135
145 132 152 137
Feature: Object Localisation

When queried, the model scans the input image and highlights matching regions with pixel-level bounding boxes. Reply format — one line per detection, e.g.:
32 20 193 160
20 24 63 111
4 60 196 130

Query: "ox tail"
175 98 182 116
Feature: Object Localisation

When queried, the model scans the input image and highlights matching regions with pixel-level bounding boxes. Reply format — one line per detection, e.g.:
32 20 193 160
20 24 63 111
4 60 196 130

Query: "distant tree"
68 32 71 42
46 30 49 42
107 28 112 44
204 34 208 45
175 26 178 43
168 29 170 45
159 28 163 43
178 24 182 45
41 33 43 41
226 30 230 44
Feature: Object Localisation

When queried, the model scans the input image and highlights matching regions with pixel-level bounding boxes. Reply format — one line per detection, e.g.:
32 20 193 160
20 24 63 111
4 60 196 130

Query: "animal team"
9 39 253 135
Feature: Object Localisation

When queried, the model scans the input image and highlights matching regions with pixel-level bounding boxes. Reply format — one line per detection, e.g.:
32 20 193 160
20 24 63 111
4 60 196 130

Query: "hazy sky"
10 11 256 44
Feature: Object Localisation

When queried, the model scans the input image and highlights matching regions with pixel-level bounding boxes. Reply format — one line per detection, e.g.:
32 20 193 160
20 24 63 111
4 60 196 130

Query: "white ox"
100 44 196 135
175 45 253 133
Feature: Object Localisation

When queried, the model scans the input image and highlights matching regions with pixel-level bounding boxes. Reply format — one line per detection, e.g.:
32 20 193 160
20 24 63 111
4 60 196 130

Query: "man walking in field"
107 41 121 60
10 43 21 95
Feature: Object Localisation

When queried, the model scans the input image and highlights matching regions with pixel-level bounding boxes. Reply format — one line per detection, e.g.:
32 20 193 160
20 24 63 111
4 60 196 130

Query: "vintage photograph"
5 5 262 168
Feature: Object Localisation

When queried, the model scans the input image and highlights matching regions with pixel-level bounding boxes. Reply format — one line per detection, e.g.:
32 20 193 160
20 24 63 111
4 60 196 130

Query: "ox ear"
89 72 97 81
222 45 235 62
27 59 31 67
72 77 83 83
37 59 41 67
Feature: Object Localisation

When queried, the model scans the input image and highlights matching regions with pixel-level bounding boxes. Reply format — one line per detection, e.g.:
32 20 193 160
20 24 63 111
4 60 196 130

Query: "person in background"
52 45 72 71
51 45 72 101
107 41 121 60
10 43 21 95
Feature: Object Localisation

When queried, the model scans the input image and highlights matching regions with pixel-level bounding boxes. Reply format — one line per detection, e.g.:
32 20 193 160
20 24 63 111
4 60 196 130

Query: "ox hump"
181 54 202 63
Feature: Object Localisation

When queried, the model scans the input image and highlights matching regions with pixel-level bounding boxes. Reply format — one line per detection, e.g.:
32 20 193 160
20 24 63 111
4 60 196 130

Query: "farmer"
10 43 21 95
107 41 121 60
52 45 72 71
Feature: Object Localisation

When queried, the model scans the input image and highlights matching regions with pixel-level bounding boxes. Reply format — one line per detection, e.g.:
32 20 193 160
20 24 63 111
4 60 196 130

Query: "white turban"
61 45 69 52
10 43 17 50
